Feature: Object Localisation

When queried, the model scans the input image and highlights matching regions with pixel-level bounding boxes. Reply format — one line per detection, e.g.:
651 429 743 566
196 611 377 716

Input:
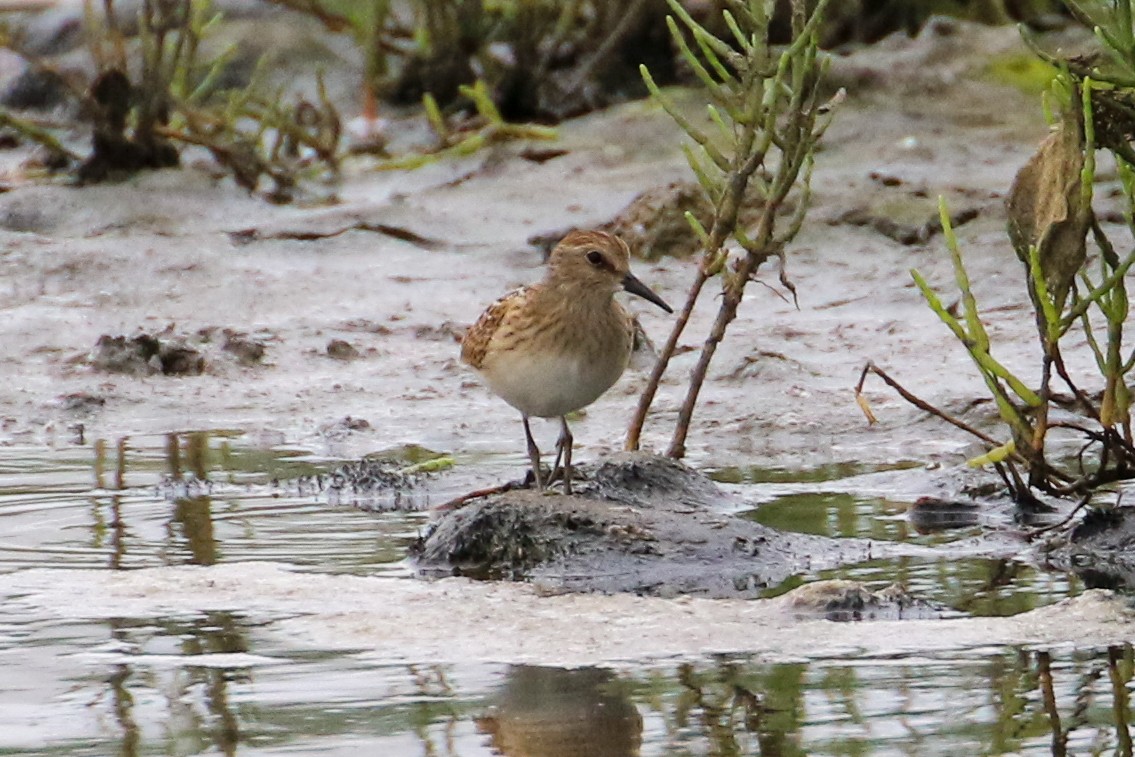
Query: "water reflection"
763 555 1082 617
0 431 421 573
3 604 1134 755
743 491 977 543
477 666 642 756
96 613 249 757
171 496 219 565
639 647 1135 756
66 644 1130 757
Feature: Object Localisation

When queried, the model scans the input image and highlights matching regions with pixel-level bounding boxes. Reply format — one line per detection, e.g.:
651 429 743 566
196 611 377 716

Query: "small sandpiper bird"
461 230 673 494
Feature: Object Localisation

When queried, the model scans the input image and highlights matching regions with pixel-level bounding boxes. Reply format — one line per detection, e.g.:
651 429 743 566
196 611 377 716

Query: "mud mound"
412 453 883 598
1058 507 1135 591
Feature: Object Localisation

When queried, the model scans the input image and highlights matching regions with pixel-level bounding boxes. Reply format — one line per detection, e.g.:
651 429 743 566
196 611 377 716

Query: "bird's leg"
522 415 544 490
555 416 573 495
549 432 564 485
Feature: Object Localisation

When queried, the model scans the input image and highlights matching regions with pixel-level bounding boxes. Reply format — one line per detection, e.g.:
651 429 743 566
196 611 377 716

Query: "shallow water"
0 431 1125 755
3 607 1132 755
707 464 1085 617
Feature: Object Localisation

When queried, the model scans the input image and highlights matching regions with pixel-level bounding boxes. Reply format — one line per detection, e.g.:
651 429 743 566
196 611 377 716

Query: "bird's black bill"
622 272 673 313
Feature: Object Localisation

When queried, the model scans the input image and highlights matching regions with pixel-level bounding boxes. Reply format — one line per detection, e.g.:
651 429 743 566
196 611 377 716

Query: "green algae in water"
740 489 983 544
743 491 922 541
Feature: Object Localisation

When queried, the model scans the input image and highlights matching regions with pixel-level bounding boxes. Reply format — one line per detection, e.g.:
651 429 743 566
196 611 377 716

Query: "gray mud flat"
413 453 900 598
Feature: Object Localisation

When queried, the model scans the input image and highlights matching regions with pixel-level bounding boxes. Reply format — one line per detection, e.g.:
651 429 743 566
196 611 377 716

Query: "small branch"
1027 492 1092 538
436 480 524 510
625 267 709 450
261 0 354 32
855 361 1013 451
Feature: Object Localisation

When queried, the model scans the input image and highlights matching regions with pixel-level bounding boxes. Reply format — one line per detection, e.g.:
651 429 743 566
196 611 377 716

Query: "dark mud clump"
1052 506 1135 591
89 334 204 376
411 453 883 598
88 329 269 376
221 330 267 365
777 579 955 621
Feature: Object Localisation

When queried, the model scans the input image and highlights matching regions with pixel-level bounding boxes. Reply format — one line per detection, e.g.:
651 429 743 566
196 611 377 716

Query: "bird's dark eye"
586 250 604 266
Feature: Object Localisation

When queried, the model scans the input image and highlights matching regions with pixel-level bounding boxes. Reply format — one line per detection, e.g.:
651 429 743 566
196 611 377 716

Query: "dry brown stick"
261 0 354 32
856 361 1009 450
435 481 522 511
858 361 1089 492
1027 493 1093 539
625 267 709 451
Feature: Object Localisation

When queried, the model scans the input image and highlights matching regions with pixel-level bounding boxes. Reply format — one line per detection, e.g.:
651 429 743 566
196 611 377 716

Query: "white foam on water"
3 562 1131 668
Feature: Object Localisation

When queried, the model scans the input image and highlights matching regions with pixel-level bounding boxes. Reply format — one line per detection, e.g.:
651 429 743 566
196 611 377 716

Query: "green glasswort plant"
625 0 838 457
859 0 1135 508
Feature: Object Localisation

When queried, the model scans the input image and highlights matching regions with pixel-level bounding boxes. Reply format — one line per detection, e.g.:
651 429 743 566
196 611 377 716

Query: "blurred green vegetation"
0 0 1090 194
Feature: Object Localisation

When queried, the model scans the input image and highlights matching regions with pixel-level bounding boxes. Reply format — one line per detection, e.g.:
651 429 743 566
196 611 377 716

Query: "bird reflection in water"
477 665 642 757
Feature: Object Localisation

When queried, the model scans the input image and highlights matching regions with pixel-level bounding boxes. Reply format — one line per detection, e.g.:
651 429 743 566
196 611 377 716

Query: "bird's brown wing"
460 287 528 369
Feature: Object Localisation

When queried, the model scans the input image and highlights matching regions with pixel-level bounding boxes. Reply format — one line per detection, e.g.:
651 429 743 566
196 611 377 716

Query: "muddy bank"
412 452 1019 601
413 453 873 597
0 13 1119 610
0 18 1058 471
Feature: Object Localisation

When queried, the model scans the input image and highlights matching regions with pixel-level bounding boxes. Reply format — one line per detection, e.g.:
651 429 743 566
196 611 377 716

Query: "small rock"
222 329 267 364
907 496 981 533
326 338 360 360
778 579 950 621
56 392 105 413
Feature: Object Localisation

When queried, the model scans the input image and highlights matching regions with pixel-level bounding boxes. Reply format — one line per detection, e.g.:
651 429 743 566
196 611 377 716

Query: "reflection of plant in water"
1033 646 1135 754
1107 645 1134 754
646 647 1135 754
407 663 463 756
90 614 250 757
670 660 803 756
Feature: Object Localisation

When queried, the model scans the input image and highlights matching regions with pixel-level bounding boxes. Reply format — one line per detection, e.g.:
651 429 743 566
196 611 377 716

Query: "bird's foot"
522 466 557 492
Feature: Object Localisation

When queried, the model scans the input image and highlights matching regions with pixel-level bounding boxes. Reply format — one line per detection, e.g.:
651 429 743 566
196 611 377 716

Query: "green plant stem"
0 110 80 161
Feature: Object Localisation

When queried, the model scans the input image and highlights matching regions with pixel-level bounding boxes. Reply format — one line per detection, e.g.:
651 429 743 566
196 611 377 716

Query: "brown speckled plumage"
460 230 672 493
461 286 530 370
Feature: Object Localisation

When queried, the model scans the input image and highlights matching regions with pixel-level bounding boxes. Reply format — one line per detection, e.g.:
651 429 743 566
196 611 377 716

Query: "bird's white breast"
479 344 630 419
